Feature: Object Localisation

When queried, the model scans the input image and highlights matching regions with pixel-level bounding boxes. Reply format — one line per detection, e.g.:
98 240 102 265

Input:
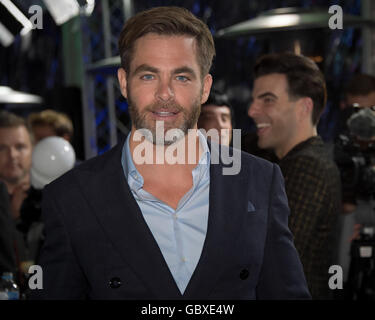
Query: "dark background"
0 0 365 159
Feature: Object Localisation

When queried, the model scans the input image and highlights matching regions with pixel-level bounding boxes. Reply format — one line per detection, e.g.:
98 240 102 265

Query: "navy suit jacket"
31 140 310 299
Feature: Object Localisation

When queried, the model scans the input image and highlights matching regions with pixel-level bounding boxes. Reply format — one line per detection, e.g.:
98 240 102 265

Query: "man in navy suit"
31 6 310 300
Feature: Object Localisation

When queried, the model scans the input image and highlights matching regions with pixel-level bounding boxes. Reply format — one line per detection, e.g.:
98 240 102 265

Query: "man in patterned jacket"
248 52 341 299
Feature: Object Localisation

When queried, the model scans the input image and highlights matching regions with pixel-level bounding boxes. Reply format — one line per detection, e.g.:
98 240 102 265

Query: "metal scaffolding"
80 0 133 159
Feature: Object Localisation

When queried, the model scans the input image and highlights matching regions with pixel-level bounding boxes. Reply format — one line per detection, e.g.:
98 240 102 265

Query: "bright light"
262 14 301 28
0 86 43 104
0 0 33 39
0 21 14 47
82 0 95 16
43 0 80 25
43 0 95 25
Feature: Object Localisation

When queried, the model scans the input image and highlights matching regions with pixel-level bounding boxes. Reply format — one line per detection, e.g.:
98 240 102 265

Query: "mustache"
145 101 185 113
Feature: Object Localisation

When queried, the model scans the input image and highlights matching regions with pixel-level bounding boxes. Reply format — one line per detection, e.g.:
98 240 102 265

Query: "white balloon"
31 136 76 189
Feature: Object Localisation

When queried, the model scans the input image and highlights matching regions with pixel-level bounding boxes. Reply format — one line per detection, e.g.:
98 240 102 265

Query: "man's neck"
276 126 317 159
128 128 203 178
2 175 30 195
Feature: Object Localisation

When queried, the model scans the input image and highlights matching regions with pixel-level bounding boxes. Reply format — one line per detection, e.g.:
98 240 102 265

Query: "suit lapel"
76 143 182 299
183 147 250 299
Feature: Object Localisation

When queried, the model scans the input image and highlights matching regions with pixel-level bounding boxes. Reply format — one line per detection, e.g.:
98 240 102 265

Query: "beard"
0 164 29 185
127 89 202 146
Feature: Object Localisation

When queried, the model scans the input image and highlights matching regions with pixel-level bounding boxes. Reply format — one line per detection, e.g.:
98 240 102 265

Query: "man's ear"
201 74 213 104
117 68 128 99
297 97 314 123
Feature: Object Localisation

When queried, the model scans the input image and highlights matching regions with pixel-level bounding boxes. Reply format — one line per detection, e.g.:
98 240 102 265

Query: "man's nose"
248 101 260 118
9 147 19 159
155 79 174 102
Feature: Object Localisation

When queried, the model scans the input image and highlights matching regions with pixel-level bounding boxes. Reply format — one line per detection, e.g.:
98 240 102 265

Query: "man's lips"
7 162 21 169
150 109 180 120
256 123 271 135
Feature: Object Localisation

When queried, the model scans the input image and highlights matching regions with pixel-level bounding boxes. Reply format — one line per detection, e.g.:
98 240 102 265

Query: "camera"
334 105 375 199
335 134 375 199
334 105 375 300
346 227 375 300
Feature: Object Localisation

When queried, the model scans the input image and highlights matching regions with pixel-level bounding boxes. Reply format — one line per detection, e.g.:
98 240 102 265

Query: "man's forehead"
0 126 30 141
254 73 288 93
133 33 196 48
130 34 199 68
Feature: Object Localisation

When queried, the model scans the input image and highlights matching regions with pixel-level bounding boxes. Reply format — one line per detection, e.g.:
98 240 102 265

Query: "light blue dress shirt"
121 131 210 294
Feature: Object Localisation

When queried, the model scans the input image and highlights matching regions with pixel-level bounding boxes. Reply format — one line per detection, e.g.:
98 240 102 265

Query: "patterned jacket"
278 136 341 299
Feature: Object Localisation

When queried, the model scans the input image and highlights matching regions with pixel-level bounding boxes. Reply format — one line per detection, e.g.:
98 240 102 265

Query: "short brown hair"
118 6 215 77
27 109 73 138
345 73 375 97
254 52 327 126
0 110 27 128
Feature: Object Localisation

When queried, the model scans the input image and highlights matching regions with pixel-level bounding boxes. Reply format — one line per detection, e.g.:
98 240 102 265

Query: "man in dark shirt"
0 180 16 275
248 52 341 299
0 111 34 282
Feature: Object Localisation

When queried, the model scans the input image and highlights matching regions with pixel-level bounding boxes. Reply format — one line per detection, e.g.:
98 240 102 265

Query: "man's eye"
176 75 189 82
264 98 274 104
141 74 154 80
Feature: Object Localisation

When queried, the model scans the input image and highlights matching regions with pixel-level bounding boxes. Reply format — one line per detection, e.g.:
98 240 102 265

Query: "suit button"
109 277 122 289
240 269 249 280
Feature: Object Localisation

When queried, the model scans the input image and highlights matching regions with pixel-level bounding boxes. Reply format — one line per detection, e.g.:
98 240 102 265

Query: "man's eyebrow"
132 65 197 79
257 92 278 99
173 67 197 78
132 64 159 75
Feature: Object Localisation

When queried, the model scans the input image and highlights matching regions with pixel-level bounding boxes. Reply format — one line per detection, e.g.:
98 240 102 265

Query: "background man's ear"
117 68 128 99
298 97 314 122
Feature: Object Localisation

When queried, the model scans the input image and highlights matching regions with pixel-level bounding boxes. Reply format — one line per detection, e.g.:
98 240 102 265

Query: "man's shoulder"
217 142 275 171
240 148 275 171
281 152 338 180
44 142 122 195
280 142 341 190
220 144 277 184
282 138 337 171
